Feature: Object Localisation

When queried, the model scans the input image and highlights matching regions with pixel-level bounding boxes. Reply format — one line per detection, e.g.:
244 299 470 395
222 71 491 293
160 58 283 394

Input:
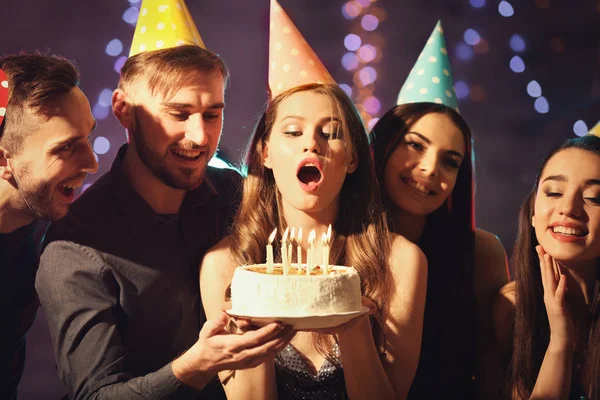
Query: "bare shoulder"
201 236 234 265
389 233 427 277
474 228 509 300
492 281 516 352
199 236 237 281
474 228 508 270
200 236 238 317
388 233 427 304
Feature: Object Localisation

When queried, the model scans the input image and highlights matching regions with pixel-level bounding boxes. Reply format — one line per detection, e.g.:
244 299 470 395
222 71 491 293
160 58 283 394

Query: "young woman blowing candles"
199 1 427 399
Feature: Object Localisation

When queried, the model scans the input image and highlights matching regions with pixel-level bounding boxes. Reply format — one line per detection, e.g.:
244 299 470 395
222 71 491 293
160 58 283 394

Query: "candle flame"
326 224 332 244
308 229 316 245
321 232 327 245
268 228 277 244
297 227 302 243
282 227 289 243
290 227 295 242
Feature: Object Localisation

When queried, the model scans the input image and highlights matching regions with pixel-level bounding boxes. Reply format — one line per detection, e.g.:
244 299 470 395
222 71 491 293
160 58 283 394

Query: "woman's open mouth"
297 158 324 192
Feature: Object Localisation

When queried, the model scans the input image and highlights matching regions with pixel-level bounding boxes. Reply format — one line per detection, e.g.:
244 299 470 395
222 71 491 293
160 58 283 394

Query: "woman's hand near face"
536 245 575 350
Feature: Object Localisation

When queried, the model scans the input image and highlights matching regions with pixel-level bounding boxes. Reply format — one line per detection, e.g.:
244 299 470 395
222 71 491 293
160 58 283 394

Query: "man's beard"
129 117 207 191
15 162 65 221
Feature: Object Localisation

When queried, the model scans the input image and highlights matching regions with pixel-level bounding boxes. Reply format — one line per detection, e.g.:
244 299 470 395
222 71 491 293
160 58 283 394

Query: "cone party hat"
396 21 459 111
130 0 205 57
268 0 336 98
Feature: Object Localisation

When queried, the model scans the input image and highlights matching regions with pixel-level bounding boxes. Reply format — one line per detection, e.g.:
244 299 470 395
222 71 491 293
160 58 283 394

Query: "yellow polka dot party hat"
589 121 600 137
129 0 205 57
268 0 336 98
396 21 459 111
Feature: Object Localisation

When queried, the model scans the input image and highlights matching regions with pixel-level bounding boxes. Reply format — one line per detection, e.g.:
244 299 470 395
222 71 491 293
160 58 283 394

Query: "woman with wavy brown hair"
200 81 427 400
494 135 600 399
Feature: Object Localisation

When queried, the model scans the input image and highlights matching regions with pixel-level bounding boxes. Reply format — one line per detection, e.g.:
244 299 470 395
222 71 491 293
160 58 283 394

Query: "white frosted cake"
229 264 362 317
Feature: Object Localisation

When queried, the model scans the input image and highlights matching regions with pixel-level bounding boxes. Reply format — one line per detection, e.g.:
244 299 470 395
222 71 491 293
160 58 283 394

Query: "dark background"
2 0 599 397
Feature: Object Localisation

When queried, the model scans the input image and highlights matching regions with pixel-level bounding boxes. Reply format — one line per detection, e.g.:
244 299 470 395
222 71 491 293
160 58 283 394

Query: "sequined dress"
274 343 348 399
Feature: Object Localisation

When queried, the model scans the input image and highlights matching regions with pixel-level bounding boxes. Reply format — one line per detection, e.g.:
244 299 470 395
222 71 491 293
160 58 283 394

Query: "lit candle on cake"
307 229 316 275
281 227 290 275
324 224 332 274
288 227 295 268
267 228 277 273
296 228 302 273
321 232 329 275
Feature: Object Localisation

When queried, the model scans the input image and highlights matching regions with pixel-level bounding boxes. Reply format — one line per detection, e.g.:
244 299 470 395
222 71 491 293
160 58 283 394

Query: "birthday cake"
229 264 362 317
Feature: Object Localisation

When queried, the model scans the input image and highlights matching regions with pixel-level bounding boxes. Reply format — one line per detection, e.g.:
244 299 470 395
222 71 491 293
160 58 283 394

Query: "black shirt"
0 219 47 400
36 144 239 399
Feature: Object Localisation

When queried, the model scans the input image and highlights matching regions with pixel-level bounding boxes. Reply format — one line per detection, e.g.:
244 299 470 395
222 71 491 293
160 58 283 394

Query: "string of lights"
339 0 386 129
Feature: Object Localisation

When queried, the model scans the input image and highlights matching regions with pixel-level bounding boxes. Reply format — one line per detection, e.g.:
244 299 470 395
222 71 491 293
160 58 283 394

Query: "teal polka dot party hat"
396 21 459 112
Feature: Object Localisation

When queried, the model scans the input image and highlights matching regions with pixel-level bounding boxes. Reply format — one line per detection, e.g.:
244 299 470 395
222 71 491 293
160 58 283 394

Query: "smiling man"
34 2 294 399
0 52 98 399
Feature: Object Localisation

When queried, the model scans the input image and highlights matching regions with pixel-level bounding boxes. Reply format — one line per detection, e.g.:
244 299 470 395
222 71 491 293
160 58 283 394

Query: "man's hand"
172 312 295 390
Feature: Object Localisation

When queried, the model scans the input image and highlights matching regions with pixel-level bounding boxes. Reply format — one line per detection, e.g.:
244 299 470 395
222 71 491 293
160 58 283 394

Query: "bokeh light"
93 137 111 155
509 55 525 73
357 45 377 62
122 7 139 25
105 39 123 57
454 81 470 99
363 96 381 114
456 43 474 61
498 1 514 17
573 120 589 137
463 29 481 46
114 56 127 74
342 53 360 71
342 1 363 19
358 66 377 86
339 84 353 97
344 34 362 51
526 80 542 97
534 96 549 114
98 89 113 107
361 14 379 31
510 34 526 52
92 103 110 120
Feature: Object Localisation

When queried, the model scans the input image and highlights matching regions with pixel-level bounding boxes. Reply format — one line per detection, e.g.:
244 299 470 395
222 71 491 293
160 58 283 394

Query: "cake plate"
226 307 370 330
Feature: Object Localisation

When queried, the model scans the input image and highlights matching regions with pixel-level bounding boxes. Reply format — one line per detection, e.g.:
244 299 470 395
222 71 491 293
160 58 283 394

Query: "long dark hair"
371 102 476 397
509 135 600 399
230 83 393 360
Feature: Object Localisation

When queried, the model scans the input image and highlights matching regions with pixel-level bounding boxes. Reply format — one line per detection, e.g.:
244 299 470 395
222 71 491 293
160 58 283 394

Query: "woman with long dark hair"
370 21 509 399
495 135 600 399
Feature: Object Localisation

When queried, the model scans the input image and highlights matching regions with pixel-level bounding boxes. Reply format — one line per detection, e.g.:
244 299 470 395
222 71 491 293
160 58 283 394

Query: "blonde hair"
118 45 229 100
